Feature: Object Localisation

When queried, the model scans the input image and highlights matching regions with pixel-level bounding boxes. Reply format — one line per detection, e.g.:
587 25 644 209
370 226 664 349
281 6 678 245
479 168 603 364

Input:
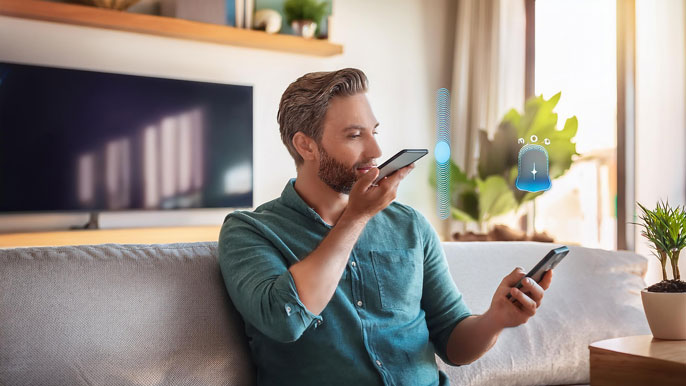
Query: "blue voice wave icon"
436 88 451 220
515 144 552 192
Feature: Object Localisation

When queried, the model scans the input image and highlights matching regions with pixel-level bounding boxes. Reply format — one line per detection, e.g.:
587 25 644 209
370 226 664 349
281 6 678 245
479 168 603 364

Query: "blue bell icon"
515 144 551 192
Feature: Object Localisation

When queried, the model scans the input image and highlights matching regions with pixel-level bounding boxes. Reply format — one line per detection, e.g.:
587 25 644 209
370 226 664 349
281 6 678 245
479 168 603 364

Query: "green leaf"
521 190 544 203
506 165 519 186
428 158 479 223
476 175 518 223
457 189 480 222
284 0 329 25
501 108 522 131
451 206 477 223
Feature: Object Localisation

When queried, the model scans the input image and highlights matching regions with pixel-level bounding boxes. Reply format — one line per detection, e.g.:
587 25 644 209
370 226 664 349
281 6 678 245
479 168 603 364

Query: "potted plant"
283 0 328 39
633 200 686 340
429 92 579 241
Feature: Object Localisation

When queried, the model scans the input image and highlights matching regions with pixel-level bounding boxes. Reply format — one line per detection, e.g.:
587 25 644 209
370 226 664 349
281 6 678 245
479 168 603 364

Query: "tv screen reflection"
0 62 253 212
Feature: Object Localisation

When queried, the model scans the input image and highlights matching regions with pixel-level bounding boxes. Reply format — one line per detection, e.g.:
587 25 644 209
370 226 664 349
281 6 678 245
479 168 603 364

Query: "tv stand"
71 212 100 230
0 225 221 248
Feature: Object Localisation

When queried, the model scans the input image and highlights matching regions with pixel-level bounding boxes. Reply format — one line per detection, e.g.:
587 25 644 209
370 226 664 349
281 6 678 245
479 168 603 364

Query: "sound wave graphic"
436 88 451 220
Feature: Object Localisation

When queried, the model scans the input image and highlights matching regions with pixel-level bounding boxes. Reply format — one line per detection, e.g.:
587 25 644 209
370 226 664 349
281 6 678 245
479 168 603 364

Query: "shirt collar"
280 178 333 228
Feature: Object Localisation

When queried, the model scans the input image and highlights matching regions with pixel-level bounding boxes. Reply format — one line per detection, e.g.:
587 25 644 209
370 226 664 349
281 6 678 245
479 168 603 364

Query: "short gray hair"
277 68 369 167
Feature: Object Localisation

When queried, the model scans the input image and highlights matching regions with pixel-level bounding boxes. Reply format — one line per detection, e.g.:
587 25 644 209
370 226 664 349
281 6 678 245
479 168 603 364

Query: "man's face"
316 93 382 194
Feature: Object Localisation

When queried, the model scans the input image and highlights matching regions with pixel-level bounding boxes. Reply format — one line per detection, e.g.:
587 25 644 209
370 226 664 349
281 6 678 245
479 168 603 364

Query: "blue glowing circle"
434 141 450 164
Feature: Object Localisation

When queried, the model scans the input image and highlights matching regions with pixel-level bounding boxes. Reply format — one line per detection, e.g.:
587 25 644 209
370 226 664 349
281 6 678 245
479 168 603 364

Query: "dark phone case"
373 149 428 184
506 246 569 299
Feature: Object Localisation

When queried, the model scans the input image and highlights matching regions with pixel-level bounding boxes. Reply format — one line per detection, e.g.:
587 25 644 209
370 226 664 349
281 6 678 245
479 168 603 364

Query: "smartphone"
372 149 428 185
506 246 569 300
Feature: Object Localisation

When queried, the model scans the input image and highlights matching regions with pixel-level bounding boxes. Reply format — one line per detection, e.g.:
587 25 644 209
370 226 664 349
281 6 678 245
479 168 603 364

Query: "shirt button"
316 319 322 326
375 360 382 367
356 300 363 307
351 261 356 267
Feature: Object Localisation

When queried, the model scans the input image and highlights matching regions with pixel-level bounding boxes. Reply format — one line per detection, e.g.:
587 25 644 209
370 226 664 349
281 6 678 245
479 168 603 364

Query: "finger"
509 287 536 316
519 277 545 307
402 162 415 174
356 167 379 191
504 267 527 287
539 269 553 291
386 164 414 184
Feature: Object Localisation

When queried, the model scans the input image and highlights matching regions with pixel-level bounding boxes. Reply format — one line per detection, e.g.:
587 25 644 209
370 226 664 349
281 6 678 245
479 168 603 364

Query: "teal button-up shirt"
218 178 472 386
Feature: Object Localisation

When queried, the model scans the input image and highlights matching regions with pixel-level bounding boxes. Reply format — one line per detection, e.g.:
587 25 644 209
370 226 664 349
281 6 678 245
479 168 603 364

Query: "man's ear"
292 132 319 162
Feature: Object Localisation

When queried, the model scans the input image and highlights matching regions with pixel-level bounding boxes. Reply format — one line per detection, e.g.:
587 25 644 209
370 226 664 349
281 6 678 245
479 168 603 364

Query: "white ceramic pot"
640 289 686 340
291 20 317 39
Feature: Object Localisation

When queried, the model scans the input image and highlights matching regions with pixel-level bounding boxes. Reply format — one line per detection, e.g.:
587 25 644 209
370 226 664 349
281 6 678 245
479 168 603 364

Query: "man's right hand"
344 163 415 221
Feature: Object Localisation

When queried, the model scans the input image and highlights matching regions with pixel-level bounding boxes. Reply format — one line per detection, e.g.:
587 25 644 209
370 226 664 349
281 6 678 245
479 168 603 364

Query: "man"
218 68 552 386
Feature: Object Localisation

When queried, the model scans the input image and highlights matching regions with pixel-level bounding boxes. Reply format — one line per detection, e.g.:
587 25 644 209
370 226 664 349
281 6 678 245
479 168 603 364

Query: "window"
534 0 617 249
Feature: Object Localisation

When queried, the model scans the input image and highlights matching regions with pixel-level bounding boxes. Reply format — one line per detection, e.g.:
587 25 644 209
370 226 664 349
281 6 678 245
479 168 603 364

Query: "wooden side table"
589 335 686 386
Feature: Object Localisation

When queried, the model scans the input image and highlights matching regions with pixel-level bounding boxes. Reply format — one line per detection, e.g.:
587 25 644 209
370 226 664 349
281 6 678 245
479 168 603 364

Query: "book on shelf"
159 0 255 30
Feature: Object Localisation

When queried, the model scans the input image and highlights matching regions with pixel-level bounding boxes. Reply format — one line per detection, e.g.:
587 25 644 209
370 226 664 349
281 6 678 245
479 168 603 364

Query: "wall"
0 0 457 238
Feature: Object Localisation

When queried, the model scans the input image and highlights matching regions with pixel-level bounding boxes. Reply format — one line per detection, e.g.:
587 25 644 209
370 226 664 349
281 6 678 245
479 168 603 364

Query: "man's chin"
317 170 358 195
321 180 354 195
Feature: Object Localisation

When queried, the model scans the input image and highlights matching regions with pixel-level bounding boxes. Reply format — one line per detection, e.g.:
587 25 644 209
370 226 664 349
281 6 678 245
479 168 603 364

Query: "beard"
317 144 360 195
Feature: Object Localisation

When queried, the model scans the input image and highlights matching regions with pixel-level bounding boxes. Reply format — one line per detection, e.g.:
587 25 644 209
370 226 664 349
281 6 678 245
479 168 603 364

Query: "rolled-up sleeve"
414 209 472 366
218 214 322 343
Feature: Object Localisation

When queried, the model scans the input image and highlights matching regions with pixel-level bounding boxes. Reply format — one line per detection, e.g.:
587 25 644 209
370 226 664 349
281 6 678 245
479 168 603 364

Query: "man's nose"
366 137 382 160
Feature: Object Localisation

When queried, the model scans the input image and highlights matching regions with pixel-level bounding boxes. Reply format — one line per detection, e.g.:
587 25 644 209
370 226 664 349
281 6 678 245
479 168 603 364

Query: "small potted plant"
633 200 686 340
284 0 328 39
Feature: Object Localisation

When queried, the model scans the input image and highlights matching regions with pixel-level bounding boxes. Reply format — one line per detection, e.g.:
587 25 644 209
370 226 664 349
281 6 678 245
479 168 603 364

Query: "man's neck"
293 169 349 227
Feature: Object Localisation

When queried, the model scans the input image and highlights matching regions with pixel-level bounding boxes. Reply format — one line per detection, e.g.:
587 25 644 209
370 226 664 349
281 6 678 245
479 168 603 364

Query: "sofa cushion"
0 242 255 386
437 241 651 386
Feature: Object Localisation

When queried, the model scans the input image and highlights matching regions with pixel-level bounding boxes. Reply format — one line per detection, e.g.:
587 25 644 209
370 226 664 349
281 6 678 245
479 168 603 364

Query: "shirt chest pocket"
370 248 423 310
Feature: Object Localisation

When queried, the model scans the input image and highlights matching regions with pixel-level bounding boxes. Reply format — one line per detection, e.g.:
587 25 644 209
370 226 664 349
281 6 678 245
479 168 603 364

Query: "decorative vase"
254 9 282 34
291 20 317 39
640 290 686 340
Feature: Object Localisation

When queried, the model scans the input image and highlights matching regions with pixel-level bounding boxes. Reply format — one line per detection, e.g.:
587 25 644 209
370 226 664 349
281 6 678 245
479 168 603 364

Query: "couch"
0 241 650 385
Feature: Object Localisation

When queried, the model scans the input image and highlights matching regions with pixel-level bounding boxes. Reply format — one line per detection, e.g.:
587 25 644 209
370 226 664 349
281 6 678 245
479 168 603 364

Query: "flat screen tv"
0 61 253 213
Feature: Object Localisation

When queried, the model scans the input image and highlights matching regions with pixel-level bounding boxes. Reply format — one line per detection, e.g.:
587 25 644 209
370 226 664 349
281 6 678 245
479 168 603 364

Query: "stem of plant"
660 250 668 281
669 249 680 281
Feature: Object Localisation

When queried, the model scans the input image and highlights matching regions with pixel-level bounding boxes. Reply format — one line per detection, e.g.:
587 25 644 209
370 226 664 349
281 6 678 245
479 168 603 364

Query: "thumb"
504 267 526 286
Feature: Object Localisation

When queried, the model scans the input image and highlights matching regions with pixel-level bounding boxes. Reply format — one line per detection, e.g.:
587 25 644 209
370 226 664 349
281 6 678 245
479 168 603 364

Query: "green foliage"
476 176 517 224
283 0 329 25
633 200 685 281
429 92 578 229
479 92 579 205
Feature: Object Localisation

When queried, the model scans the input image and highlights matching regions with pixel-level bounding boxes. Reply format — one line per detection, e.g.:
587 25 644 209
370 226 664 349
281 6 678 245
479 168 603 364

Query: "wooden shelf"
0 226 222 248
0 0 343 56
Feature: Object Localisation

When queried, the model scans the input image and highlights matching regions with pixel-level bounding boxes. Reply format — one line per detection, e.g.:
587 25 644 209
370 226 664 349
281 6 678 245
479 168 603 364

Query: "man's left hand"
484 267 553 330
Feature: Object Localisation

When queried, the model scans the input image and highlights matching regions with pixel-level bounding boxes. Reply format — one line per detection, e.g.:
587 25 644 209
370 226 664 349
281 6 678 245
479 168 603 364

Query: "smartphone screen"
372 149 428 185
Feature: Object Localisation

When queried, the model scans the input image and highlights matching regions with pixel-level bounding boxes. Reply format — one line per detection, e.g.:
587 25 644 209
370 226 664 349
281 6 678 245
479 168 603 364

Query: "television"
0 61 253 214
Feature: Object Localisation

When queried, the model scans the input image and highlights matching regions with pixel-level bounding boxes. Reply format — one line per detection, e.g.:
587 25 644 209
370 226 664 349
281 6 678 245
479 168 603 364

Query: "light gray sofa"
0 241 650 385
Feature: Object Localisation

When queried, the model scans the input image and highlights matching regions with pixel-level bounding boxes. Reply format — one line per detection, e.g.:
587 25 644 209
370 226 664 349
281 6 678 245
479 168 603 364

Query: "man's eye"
349 132 378 139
